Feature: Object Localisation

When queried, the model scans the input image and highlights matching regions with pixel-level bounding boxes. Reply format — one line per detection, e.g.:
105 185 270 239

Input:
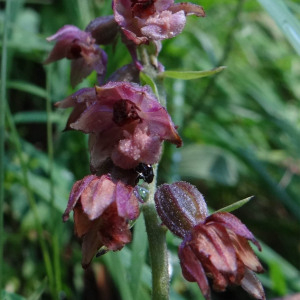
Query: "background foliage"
1 0 300 299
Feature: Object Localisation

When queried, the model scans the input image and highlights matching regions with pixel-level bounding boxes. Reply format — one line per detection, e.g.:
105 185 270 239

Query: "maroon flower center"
113 99 141 126
130 0 156 18
67 42 82 59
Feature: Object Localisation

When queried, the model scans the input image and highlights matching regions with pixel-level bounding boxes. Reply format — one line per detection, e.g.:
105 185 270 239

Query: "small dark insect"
96 248 108 257
135 163 154 184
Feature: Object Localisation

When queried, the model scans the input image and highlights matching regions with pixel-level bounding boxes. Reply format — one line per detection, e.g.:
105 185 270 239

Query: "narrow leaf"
215 196 254 213
139 72 159 99
257 0 300 55
160 66 226 80
129 215 148 300
7 80 47 98
103 251 133 300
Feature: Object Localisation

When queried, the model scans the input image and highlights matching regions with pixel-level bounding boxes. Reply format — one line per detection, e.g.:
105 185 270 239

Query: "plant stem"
143 165 169 300
0 0 11 294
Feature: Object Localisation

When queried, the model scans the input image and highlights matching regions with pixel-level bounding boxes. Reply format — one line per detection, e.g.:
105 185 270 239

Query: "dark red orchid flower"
155 182 265 300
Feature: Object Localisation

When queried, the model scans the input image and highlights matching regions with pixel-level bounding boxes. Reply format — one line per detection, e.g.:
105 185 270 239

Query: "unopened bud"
154 181 208 238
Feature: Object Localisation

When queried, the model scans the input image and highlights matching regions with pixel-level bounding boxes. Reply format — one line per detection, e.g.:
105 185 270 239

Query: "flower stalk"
143 165 169 300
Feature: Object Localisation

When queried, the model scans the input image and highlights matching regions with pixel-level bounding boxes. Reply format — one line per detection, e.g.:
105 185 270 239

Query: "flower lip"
112 99 142 126
131 0 156 18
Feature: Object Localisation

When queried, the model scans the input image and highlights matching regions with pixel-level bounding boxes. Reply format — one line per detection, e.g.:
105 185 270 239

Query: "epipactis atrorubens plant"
45 0 265 299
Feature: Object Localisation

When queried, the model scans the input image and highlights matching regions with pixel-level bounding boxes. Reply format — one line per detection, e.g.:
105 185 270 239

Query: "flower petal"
241 269 266 300
63 175 96 222
115 181 140 219
140 11 186 40
169 3 205 17
179 241 211 300
228 231 264 273
191 223 239 289
206 212 261 250
80 175 116 220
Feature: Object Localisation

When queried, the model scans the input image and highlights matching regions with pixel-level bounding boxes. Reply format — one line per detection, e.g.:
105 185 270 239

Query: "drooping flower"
56 81 182 172
155 182 265 300
45 25 107 87
113 0 205 45
63 173 140 268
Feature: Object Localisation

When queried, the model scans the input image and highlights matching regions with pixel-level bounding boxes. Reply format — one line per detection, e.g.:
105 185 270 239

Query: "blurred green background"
1 0 300 299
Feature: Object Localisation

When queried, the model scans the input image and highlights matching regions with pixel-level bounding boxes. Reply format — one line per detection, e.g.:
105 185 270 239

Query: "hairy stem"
143 163 169 300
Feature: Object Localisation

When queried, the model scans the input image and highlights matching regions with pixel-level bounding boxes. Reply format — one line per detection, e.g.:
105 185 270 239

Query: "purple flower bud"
56 81 182 172
44 25 107 87
154 181 265 300
63 174 140 268
85 15 119 45
155 181 208 238
113 0 205 44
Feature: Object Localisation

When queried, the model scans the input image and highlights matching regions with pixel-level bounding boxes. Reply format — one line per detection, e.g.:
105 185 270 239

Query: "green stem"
137 44 170 300
46 66 62 294
0 0 11 294
5 105 55 296
143 166 169 300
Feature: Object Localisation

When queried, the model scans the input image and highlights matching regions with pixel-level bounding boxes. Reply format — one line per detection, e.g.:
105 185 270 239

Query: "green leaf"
103 251 133 300
255 241 300 291
139 72 160 99
214 196 253 213
160 66 226 80
269 260 287 295
257 0 300 55
13 111 60 124
7 80 47 98
130 215 148 300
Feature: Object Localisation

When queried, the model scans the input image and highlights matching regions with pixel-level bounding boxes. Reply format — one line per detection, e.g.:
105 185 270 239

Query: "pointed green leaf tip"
140 72 160 99
159 66 226 80
214 196 254 213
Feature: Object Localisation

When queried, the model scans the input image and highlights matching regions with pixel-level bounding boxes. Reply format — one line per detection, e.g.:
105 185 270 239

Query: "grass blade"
129 215 148 300
0 0 12 292
257 0 300 55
